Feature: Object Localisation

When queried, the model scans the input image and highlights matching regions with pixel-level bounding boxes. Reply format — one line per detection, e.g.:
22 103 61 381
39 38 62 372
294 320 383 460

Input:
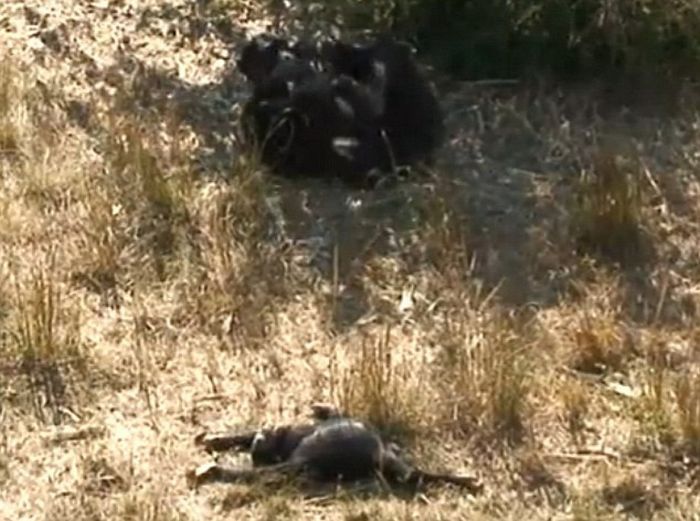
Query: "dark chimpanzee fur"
235 33 443 187
238 35 320 100
322 36 445 167
240 79 386 185
188 405 482 494
236 35 288 86
239 68 390 185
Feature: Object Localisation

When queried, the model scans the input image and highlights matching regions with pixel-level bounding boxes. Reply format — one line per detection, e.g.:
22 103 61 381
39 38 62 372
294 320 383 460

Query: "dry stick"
331 241 339 320
380 128 398 173
462 79 520 87
545 448 621 461
641 163 663 199
653 270 670 325
41 425 106 445
545 448 653 466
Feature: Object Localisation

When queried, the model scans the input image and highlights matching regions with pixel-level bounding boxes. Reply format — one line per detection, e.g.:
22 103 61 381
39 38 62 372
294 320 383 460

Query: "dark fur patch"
237 34 444 187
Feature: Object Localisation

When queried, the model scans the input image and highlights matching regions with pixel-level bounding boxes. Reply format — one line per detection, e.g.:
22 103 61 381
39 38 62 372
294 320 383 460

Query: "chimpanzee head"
250 429 286 466
320 40 377 84
236 35 289 85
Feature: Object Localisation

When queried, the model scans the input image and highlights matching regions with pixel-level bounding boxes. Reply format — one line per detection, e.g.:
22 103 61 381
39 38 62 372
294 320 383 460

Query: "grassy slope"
2 1 700 520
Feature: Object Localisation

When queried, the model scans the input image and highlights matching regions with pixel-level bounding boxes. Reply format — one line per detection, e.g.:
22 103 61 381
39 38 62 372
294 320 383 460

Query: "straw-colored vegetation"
3 1 700 519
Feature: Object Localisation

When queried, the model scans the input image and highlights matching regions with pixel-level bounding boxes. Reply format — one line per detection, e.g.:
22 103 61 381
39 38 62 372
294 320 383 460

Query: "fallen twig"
41 425 106 445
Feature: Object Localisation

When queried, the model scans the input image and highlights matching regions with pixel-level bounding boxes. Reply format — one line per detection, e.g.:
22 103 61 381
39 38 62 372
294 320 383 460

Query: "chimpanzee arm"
186 461 304 488
194 431 258 453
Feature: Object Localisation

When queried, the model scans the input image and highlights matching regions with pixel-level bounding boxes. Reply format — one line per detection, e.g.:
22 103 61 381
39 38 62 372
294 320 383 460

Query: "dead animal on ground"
187 404 482 496
235 34 444 186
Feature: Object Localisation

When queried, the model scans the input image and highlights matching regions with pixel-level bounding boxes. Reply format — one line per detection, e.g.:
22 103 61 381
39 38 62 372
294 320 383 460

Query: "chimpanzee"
236 35 285 87
243 82 392 186
235 33 443 186
187 405 482 495
238 40 391 186
237 36 321 100
236 36 323 176
322 35 445 167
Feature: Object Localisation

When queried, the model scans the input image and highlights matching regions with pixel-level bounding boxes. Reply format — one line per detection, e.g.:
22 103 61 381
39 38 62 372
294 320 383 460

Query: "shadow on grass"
59 1 700 332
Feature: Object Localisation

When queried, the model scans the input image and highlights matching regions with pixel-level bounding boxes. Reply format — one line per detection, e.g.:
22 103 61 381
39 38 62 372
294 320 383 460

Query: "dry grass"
573 149 650 266
3 1 700 520
440 309 532 445
334 325 434 438
674 370 700 456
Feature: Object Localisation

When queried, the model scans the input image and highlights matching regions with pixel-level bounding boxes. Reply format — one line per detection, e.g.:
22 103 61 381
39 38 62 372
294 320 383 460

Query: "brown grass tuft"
0 58 25 157
569 312 627 375
5 252 86 423
560 379 590 443
674 369 700 457
446 312 532 444
180 160 290 350
631 342 676 451
601 474 665 517
334 325 432 438
10 253 81 363
573 149 648 266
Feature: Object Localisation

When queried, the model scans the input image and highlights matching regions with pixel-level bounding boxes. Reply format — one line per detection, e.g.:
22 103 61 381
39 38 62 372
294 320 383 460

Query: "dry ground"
3 1 700 520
